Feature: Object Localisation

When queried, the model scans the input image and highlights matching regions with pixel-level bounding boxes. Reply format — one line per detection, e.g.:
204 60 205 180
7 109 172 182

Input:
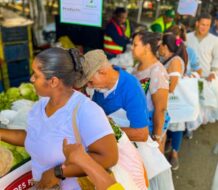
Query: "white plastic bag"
136 137 171 180
201 79 218 108
109 109 170 181
168 78 199 123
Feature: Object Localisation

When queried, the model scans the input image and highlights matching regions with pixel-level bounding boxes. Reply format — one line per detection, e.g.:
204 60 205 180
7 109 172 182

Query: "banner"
60 0 103 27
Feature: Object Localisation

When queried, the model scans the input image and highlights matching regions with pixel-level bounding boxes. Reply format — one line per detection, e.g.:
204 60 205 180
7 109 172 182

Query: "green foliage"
109 119 122 141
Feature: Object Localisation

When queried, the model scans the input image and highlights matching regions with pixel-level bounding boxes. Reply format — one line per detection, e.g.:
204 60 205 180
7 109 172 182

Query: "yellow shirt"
107 183 124 190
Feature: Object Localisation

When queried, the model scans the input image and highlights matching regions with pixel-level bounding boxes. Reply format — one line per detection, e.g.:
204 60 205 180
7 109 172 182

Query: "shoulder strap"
72 104 81 144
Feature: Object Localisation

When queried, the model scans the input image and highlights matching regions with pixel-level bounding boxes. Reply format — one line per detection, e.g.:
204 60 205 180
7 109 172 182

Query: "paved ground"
173 122 218 190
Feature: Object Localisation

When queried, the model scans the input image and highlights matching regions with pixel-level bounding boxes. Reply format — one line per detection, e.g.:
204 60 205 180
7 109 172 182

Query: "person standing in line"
187 13 218 81
158 33 188 170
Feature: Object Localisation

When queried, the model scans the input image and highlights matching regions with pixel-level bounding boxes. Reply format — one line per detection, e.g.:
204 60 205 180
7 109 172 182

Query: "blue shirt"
186 46 201 75
210 25 218 37
92 66 149 128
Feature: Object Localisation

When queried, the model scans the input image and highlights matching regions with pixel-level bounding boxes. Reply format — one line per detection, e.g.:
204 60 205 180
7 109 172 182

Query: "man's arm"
210 39 218 77
121 127 149 142
122 80 149 142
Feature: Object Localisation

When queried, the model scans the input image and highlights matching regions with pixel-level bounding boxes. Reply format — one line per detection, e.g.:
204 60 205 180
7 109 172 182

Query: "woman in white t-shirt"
158 33 188 170
0 48 118 189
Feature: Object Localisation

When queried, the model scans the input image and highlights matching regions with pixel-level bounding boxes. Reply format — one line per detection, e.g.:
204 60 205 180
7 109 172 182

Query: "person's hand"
206 73 216 81
62 139 87 165
35 168 60 189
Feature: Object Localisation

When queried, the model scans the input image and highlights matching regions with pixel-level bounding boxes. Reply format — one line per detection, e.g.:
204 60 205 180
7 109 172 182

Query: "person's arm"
187 46 202 77
167 58 183 93
169 76 179 93
195 69 202 77
208 39 218 81
0 129 26 146
106 23 129 47
121 127 149 142
151 89 168 137
62 140 117 190
120 80 149 142
36 134 118 188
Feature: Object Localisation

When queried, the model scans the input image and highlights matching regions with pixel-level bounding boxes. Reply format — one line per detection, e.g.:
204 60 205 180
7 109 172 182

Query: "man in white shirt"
187 13 218 81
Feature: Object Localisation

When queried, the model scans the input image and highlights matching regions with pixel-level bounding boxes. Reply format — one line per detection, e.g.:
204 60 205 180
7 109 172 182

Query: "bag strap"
72 104 81 144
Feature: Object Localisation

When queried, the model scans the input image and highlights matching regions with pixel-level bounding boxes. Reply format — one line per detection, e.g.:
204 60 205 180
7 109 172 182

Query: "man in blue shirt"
75 49 149 142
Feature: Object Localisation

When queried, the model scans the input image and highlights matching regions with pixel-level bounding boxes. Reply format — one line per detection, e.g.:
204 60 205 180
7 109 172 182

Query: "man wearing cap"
210 13 218 36
80 49 149 142
103 7 132 59
150 9 175 33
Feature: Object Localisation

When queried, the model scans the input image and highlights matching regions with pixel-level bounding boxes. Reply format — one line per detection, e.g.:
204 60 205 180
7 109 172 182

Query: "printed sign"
177 0 199 16
60 0 103 27
5 171 33 190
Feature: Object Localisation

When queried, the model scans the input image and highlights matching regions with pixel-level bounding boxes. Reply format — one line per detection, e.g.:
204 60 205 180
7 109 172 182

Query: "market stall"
0 83 38 189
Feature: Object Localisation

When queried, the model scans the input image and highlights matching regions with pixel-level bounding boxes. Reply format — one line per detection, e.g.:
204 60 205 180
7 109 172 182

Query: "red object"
5 171 33 190
103 19 124 55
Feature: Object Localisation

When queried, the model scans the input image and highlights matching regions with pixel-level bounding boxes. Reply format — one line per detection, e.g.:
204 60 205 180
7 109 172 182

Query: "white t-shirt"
25 91 113 190
187 32 218 77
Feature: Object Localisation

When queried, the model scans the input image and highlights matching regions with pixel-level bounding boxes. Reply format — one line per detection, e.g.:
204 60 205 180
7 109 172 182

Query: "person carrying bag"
72 105 149 190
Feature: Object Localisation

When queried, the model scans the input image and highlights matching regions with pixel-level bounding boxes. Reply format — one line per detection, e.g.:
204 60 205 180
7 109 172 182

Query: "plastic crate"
7 59 30 79
1 26 28 43
4 43 29 62
9 76 30 87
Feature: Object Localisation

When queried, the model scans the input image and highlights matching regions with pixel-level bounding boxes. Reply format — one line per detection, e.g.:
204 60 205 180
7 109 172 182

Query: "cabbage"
16 146 30 159
11 151 23 167
0 93 12 111
19 83 34 98
0 83 38 111
19 83 38 101
6 88 21 100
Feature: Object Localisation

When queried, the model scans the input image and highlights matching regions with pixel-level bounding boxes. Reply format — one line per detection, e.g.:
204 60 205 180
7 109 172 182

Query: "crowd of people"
0 7 218 190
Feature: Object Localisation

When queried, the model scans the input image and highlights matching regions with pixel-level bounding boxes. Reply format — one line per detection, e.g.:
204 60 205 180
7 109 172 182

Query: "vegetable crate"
0 25 33 90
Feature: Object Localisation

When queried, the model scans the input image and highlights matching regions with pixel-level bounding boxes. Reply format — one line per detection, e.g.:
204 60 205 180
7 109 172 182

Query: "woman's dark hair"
162 33 188 72
132 30 162 55
166 24 187 41
35 47 84 87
